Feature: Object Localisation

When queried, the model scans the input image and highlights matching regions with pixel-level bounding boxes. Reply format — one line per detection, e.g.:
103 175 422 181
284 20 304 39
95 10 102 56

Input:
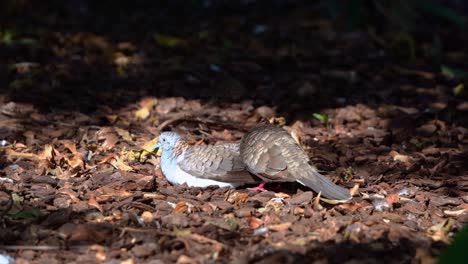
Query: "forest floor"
0 1 467 263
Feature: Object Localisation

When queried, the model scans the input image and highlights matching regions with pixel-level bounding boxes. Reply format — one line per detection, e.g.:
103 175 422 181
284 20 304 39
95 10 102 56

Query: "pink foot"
247 182 267 192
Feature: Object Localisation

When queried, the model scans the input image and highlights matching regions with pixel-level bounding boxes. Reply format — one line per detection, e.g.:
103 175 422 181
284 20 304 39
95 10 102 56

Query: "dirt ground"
1 1 467 263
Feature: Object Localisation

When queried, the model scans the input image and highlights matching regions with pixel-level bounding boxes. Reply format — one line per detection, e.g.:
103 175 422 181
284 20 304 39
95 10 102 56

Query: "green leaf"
154 34 187 48
8 208 41 220
440 225 468 264
312 113 329 124
415 0 467 30
441 65 467 79
453 84 464 96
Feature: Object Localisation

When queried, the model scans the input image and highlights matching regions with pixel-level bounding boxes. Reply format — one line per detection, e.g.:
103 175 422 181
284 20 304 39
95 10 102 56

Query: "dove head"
155 132 189 159
156 132 182 151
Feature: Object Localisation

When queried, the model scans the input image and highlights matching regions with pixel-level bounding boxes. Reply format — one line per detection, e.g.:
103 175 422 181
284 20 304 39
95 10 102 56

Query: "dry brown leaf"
95 185 132 199
443 209 466 216
135 97 158 120
226 192 249 206
135 107 150 120
66 153 85 171
99 154 117 164
88 194 104 213
4 148 38 161
61 140 78 154
114 127 133 142
428 218 455 242
176 255 195 264
174 201 189 214
58 188 80 203
110 156 133 171
293 207 305 215
339 202 364 212
14 142 27 149
274 192 291 199
386 193 400 208
65 224 112 243
37 144 55 160
389 150 414 167
247 217 264 229
349 183 360 196
101 133 118 150
139 136 160 159
267 222 292 232
142 193 166 200
187 233 224 252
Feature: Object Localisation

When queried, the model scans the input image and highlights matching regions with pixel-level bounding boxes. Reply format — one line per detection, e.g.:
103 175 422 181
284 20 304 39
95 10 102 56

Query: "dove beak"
140 136 162 156
153 141 161 150
152 137 163 156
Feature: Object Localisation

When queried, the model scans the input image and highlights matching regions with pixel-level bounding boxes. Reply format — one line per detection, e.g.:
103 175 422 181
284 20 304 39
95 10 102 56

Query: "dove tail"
295 165 351 201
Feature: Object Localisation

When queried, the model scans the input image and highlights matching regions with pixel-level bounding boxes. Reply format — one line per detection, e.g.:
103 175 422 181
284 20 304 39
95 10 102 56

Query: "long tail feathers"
296 166 352 201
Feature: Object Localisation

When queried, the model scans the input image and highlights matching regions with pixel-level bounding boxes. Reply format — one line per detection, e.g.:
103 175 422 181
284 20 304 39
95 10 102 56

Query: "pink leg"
247 182 267 192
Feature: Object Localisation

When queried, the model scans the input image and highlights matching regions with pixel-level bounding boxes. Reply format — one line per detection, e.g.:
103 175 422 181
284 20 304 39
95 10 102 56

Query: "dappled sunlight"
1 0 468 263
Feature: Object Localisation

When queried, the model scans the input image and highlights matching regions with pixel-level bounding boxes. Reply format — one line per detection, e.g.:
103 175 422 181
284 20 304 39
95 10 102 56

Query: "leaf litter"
1 2 467 263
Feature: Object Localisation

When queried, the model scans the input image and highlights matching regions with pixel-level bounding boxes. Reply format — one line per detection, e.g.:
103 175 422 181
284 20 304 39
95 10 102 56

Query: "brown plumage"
240 124 351 201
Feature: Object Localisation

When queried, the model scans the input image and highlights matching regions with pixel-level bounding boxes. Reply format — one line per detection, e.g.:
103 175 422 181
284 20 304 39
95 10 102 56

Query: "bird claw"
247 182 267 192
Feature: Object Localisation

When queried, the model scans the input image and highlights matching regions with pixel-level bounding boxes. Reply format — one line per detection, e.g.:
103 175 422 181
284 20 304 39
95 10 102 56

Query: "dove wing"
178 143 258 183
240 124 304 181
240 124 351 200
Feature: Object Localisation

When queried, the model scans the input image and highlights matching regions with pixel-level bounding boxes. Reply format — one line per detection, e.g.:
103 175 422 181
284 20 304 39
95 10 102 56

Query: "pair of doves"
153 124 351 201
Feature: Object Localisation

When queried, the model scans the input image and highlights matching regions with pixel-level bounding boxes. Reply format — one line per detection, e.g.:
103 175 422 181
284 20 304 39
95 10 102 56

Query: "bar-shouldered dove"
240 124 351 201
154 132 258 188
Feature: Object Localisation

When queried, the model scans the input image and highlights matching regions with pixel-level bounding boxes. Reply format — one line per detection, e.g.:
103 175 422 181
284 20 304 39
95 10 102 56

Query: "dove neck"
160 139 188 179
160 139 188 164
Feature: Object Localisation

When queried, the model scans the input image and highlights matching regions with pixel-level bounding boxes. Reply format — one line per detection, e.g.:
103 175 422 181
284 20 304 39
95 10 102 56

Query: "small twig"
118 227 170 238
0 245 87 251
157 112 193 131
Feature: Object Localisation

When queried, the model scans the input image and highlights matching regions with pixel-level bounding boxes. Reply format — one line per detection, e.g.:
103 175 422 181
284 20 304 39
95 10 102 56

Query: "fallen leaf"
339 202 364 212
154 34 188 48
267 222 292 232
247 217 264 229
98 154 117 164
139 136 160 159
173 201 189 214
66 153 85 172
226 192 249 206
5 149 37 161
135 107 150 120
61 140 78 154
293 207 305 215
95 185 132 199
58 188 80 203
390 150 414 167
114 127 133 142
443 209 466 217
101 133 118 150
349 183 360 196
135 97 158 120
274 192 291 199
110 155 133 171
428 218 455 242
386 193 400 208
289 191 313 205
88 194 103 213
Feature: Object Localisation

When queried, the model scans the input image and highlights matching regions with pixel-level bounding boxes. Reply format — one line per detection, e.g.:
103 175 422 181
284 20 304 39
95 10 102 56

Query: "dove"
154 132 258 188
240 124 352 201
